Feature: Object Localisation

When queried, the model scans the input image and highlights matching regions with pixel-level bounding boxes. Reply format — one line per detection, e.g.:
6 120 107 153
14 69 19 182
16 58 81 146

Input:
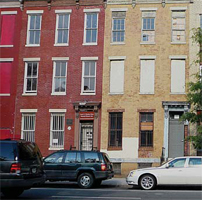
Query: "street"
1 179 202 200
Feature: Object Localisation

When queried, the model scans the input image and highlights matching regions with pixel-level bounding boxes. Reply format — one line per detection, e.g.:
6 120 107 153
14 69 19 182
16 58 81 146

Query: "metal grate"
80 123 93 151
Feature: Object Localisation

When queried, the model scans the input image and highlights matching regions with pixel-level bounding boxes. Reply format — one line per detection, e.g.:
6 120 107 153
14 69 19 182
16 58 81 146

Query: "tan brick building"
101 0 192 175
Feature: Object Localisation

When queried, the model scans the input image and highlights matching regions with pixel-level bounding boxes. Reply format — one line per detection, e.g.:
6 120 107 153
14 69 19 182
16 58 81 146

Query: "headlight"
129 171 136 177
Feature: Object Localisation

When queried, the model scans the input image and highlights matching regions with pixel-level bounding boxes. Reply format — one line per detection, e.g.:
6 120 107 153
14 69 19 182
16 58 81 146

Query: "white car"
126 156 202 190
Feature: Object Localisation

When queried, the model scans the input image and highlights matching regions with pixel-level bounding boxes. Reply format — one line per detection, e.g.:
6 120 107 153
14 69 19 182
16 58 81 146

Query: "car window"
44 152 64 163
169 158 186 168
64 152 81 163
0 143 17 161
189 158 202 166
84 152 100 163
103 153 110 163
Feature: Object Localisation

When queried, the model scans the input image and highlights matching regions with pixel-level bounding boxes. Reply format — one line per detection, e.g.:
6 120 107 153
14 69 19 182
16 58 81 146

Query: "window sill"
48 147 64 150
82 43 97 46
107 147 122 151
22 93 37 96
140 42 155 45
51 93 66 96
171 42 186 45
108 93 124 95
0 45 14 48
139 93 154 95
54 44 69 47
25 44 40 47
110 42 125 45
0 93 10 96
170 92 186 95
80 93 96 96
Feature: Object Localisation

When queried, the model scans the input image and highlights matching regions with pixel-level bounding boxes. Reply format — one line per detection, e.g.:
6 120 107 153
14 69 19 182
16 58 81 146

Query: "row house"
13 0 105 156
0 0 22 139
100 0 192 175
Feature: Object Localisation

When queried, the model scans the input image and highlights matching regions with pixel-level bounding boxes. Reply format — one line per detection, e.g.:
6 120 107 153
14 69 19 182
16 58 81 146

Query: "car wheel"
1 188 24 197
78 173 94 189
139 174 156 190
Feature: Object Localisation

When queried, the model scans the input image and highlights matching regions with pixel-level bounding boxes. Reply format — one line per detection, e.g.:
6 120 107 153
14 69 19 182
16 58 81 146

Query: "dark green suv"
0 139 46 198
43 150 114 188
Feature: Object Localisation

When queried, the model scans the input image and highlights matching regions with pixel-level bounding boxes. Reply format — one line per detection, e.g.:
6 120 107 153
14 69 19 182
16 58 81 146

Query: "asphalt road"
1 179 202 200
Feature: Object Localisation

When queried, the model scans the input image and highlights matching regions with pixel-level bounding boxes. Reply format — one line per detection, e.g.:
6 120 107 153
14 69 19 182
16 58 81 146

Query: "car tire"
1 188 24 197
139 174 156 190
78 172 94 189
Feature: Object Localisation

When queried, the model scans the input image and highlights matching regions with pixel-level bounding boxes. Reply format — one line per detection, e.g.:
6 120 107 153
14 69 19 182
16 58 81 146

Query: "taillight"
10 163 21 173
101 163 107 171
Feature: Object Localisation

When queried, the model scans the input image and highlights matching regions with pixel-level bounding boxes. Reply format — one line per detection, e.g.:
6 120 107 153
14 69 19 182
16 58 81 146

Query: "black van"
0 139 46 197
43 150 114 188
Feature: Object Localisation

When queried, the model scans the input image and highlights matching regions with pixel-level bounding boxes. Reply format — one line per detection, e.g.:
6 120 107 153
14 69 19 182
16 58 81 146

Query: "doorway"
80 122 93 151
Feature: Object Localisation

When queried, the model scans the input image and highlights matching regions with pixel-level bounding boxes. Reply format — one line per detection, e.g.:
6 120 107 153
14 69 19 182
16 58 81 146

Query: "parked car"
0 139 46 197
43 150 114 188
126 156 202 190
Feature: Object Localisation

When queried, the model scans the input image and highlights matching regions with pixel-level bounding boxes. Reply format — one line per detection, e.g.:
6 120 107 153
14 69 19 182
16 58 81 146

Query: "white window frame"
51 61 68 95
81 60 97 95
141 10 156 44
49 113 65 150
200 14 202 29
171 8 186 44
54 10 71 46
23 61 39 95
26 11 43 47
21 113 36 142
83 10 99 46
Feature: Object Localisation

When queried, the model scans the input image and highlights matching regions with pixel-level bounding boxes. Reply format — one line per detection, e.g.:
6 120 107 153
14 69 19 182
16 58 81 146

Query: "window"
169 158 186 168
55 13 70 45
139 113 153 147
81 61 96 94
50 113 65 148
112 12 126 43
23 62 38 94
84 13 98 44
172 11 186 43
189 158 202 166
0 13 16 46
171 60 185 93
44 152 64 163
84 152 100 163
141 12 155 43
0 62 12 95
200 15 202 29
110 60 124 94
52 61 67 94
27 14 42 45
140 59 155 94
21 113 36 142
65 152 81 163
0 143 16 161
108 112 123 148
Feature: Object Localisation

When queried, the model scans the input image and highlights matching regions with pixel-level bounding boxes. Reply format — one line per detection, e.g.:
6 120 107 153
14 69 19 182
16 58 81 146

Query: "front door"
168 112 184 158
80 122 93 151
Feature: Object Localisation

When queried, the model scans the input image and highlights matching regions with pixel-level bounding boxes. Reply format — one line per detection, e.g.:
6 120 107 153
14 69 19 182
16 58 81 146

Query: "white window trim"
1 11 17 15
199 65 202 76
23 62 39 95
52 57 69 61
83 9 100 13
55 9 72 14
110 8 128 12
23 58 40 62
0 94 10 96
20 109 38 113
26 10 44 14
51 61 67 95
108 56 126 60
81 61 97 95
169 55 187 59
49 109 66 113
170 7 187 11
83 12 99 46
48 147 64 150
0 58 14 62
140 8 158 11
26 14 42 46
81 57 98 61
139 56 156 60
54 12 71 46
0 45 14 48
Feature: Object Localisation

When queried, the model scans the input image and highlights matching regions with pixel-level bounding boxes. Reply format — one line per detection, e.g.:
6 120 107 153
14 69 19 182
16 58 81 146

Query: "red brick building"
14 0 105 156
0 0 22 139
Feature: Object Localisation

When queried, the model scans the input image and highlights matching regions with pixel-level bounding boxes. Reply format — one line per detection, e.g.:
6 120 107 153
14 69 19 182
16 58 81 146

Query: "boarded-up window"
0 62 12 94
0 15 15 45
171 60 185 93
110 60 124 94
139 113 153 147
140 59 155 94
